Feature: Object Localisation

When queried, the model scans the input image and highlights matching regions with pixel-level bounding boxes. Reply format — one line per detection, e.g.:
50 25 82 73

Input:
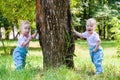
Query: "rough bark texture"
36 0 75 69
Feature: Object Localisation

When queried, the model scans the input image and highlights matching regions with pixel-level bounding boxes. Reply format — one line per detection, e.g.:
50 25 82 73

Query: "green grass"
0 40 120 80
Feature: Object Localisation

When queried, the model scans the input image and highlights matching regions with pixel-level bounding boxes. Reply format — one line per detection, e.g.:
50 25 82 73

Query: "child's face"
86 18 96 34
86 26 94 34
86 23 95 34
21 24 30 36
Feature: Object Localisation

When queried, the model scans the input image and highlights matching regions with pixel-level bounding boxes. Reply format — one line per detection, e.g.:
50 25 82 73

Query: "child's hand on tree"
30 30 38 39
28 36 32 41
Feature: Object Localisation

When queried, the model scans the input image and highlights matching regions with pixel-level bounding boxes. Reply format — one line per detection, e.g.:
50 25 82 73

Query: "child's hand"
34 30 37 33
93 49 97 53
73 29 76 32
31 30 38 39
28 36 32 40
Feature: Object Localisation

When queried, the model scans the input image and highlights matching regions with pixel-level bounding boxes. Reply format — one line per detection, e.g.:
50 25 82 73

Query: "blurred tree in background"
0 11 11 39
0 0 35 39
109 17 120 57
71 0 120 39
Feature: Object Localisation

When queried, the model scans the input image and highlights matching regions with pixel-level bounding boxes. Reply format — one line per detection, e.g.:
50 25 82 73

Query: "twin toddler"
74 18 103 75
13 20 37 70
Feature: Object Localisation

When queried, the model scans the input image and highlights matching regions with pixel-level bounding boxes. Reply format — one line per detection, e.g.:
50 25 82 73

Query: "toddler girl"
74 18 103 75
13 20 37 70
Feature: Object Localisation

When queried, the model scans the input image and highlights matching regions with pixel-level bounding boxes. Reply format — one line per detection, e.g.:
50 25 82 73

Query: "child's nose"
27 29 30 31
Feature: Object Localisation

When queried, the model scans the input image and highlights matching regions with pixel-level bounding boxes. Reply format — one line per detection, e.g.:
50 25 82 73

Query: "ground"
0 40 120 80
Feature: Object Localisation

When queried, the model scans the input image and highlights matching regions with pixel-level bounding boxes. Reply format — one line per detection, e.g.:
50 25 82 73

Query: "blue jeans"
89 46 103 74
13 47 28 70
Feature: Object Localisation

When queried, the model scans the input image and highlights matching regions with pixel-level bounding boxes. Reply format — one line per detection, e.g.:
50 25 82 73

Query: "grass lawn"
0 39 120 80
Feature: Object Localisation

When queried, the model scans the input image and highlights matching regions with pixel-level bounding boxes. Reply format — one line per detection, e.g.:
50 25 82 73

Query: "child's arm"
93 33 101 52
22 30 38 47
73 29 83 38
93 41 100 52
31 30 38 39
22 37 31 47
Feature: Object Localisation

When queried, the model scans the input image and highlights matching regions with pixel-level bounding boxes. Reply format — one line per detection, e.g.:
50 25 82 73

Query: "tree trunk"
98 25 102 37
12 26 15 39
103 23 106 39
83 0 87 19
0 28 1 39
36 0 75 69
88 0 91 18
0 28 7 54
65 2 75 68
5 27 10 39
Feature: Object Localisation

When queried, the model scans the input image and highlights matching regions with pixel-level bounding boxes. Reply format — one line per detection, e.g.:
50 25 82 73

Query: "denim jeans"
13 47 28 70
89 46 103 74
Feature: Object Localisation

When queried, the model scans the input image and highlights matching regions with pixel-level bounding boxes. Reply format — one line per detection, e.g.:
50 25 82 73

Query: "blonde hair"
86 18 97 27
20 20 30 29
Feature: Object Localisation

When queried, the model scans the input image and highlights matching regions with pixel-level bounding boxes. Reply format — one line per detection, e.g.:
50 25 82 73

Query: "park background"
0 0 120 80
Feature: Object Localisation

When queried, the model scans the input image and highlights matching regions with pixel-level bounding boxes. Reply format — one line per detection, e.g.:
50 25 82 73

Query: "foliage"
109 17 120 56
71 0 82 30
0 0 35 23
71 0 120 39
0 0 36 38
0 11 11 28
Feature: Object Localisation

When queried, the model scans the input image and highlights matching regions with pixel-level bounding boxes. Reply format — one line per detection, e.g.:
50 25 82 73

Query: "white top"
17 34 30 49
81 31 100 48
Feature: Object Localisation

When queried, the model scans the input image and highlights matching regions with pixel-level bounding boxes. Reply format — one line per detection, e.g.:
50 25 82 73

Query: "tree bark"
36 0 75 69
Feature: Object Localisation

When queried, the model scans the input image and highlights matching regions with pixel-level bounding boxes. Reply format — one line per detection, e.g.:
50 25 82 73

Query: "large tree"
36 0 75 69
